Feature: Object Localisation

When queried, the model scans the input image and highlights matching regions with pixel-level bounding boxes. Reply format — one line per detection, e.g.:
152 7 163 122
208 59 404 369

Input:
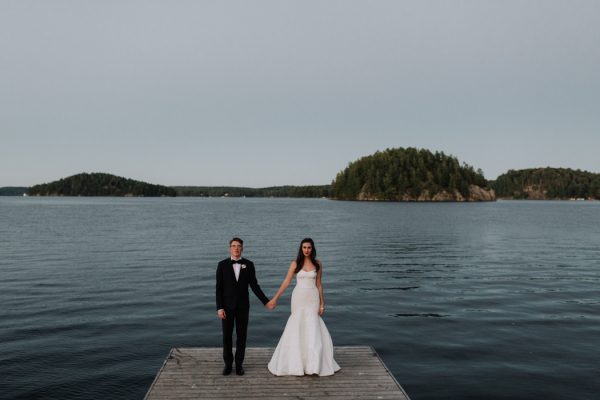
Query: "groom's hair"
229 237 244 246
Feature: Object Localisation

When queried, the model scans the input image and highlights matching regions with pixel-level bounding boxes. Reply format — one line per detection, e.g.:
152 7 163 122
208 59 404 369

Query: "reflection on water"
1 197 599 400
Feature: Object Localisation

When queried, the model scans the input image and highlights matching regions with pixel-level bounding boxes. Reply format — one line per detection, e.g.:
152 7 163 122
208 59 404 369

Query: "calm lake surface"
1 197 598 400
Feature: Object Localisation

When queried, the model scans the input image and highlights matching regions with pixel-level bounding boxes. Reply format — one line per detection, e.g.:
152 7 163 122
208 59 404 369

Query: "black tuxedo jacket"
216 257 269 311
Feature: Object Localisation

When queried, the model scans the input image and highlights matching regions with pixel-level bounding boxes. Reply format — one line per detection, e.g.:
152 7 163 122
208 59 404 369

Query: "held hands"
319 304 325 316
217 309 226 320
265 299 277 310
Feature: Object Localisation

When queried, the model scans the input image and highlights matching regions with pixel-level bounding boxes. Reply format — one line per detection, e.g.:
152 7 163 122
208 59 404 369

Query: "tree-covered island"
26 173 177 197
491 168 600 200
331 147 495 201
11 152 599 201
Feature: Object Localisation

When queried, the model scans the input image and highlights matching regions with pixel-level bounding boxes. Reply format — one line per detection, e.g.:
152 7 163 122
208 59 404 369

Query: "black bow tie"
231 259 242 264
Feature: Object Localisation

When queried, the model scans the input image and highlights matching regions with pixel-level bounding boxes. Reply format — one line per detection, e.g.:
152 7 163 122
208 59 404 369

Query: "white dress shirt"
232 259 242 281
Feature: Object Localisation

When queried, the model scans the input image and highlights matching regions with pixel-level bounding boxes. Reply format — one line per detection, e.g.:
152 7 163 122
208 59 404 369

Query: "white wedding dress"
268 269 341 376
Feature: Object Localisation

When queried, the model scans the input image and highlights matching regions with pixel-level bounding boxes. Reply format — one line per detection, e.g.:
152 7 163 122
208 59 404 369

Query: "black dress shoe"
222 365 232 375
235 366 245 376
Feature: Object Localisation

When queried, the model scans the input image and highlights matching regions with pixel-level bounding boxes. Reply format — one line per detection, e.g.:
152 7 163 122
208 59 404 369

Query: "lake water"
1 197 598 399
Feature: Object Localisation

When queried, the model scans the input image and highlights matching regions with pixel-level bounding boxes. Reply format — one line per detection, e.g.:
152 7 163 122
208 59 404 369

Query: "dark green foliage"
0 187 28 196
492 168 600 199
174 185 331 198
331 147 488 200
27 173 176 197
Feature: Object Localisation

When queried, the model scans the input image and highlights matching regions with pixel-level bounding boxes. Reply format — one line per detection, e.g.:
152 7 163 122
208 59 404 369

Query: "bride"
267 238 340 376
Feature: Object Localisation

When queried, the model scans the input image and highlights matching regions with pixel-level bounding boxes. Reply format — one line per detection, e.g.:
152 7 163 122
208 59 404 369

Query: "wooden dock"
145 346 410 400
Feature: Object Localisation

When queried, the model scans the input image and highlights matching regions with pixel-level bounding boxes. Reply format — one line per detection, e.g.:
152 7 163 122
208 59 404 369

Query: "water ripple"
1 197 599 400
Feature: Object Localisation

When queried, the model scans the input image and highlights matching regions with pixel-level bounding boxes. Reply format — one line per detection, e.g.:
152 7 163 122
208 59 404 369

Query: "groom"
216 237 272 376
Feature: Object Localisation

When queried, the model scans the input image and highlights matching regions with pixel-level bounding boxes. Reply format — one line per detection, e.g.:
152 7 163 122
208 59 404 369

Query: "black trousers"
221 307 249 367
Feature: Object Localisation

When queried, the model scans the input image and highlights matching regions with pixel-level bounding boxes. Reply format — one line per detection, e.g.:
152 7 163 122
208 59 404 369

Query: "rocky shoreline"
353 184 496 202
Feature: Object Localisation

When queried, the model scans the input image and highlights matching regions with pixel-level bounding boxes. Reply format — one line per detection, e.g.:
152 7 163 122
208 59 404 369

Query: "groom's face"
230 241 243 259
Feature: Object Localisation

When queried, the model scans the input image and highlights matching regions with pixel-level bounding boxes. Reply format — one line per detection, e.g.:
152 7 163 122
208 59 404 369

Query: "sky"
2 1 599 187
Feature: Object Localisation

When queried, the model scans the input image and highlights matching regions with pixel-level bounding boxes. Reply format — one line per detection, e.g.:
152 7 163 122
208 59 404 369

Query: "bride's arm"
316 260 325 315
267 261 296 307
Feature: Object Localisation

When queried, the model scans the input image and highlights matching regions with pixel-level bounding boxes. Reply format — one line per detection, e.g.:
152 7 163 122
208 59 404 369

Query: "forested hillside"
27 173 176 197
331 147 494 201
492 168 600 199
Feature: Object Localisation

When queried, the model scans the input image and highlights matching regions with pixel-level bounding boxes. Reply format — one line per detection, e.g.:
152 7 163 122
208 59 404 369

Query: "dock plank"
145 346 410 400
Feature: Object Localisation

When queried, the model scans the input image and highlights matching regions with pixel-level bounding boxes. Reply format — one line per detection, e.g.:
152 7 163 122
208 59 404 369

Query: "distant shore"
3 162 599 201
3 191 598 201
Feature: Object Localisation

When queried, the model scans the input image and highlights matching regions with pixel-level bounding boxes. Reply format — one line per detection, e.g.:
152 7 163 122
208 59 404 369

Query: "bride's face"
302 243 312 257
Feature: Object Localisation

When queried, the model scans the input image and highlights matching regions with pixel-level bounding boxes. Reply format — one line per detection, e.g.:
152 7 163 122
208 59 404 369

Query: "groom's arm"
216 262 225 311
248 263 269 305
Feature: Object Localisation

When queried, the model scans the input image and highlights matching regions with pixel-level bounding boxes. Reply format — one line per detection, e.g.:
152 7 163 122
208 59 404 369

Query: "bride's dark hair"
294 238 320 273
